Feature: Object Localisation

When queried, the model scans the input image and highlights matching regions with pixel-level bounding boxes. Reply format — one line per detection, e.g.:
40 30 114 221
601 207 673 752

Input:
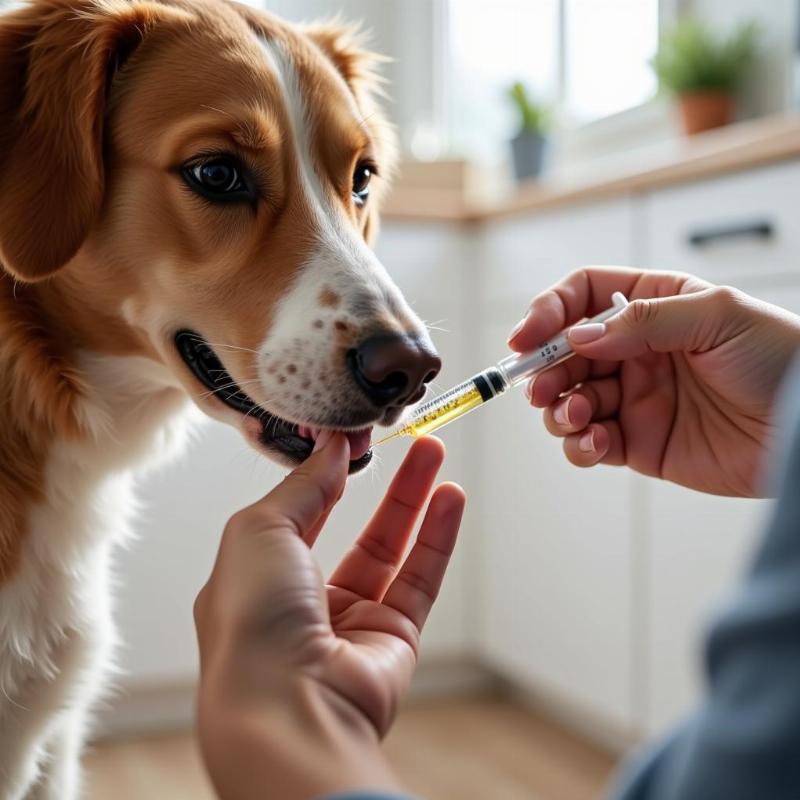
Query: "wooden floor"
84 696 618 800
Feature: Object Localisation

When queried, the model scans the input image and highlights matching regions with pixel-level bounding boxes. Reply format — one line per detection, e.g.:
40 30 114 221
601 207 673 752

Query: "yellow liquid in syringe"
375 384 485 444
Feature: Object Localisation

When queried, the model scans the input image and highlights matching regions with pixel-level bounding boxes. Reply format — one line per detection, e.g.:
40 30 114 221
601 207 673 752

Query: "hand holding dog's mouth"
299 425 373 461
194 433 466 797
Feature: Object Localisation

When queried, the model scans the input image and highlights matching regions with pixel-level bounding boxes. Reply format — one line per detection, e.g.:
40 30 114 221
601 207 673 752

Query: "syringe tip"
374 430 403 446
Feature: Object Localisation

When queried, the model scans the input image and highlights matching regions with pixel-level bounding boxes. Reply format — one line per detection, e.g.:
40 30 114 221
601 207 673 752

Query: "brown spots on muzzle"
319 288 341 308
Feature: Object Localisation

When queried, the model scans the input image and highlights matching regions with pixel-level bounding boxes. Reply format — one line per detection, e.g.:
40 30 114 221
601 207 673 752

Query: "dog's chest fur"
0 353 195 733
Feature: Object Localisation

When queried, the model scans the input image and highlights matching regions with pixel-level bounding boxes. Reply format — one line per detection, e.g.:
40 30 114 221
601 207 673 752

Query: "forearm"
198 675 405 800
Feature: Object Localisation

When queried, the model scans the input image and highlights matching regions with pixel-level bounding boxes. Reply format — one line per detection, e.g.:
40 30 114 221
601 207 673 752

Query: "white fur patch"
255 36 429 424
0 354 196 799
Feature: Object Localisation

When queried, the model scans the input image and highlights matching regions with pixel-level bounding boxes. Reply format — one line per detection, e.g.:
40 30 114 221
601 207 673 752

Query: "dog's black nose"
348 335 441 407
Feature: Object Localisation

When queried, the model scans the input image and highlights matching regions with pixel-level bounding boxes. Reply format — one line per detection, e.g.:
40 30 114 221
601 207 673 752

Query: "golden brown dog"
0 1 440 795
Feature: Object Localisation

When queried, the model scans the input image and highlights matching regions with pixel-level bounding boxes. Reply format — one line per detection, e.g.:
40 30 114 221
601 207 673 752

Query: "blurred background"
39 0 799 797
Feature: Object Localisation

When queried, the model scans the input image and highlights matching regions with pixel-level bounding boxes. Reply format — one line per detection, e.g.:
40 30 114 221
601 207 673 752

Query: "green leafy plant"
651 18 759 96
507 82 549 135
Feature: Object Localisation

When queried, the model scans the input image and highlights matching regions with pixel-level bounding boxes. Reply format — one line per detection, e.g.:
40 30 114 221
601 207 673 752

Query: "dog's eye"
182 157 252 203
352 162 374 206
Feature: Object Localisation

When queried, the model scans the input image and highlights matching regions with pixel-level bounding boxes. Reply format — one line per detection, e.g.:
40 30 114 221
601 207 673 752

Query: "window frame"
438 0 681 158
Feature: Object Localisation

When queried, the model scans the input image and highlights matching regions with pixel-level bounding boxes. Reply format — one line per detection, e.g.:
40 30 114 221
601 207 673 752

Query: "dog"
0 1 440 796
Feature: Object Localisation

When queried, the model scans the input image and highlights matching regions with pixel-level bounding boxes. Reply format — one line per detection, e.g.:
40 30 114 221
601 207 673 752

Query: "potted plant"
651 18 759 135
507 81 549 181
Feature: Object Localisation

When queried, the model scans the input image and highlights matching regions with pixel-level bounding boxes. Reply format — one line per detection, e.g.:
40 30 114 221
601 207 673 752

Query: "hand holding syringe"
376 292 629 445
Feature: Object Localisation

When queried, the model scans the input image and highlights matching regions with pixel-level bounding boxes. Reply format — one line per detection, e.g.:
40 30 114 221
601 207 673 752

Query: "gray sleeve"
612 361 800 799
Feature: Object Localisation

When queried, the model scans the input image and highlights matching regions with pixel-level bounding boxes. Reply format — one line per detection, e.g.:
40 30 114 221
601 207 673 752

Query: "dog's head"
0 0 440 472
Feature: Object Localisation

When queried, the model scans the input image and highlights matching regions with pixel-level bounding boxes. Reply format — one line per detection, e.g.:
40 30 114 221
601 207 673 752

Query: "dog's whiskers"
202 341 261 356
423 318 450 334
197 378 263 401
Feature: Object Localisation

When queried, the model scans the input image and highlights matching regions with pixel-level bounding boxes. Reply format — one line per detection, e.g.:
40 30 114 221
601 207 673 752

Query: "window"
564 0 660 122
445 0 660 160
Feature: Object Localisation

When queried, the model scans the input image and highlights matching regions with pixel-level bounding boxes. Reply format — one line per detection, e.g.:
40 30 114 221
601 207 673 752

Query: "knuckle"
710 284 743 310
626 297 659 327
223 509 250 538
288 468 340 510
193 586 209 624
397 570 437 602
576 386 598 418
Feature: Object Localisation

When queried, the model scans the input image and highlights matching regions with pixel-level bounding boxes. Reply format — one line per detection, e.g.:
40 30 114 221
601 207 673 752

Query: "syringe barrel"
497 330 572 386
402 367 507 437
497 292 629 387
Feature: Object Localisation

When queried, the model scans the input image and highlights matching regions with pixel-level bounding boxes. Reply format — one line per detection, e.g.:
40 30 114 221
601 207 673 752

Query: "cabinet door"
643 195 800 736
477 200 638 733
645 160 800 290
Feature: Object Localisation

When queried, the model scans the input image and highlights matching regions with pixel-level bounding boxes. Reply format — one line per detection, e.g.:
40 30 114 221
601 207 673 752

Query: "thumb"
567 287 742 360
234 432 351 541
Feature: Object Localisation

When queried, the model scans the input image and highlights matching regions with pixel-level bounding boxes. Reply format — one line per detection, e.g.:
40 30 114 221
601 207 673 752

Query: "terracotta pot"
678 91 734 135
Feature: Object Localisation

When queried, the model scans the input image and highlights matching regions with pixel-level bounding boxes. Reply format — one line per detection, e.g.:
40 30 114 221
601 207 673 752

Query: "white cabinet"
645 160 800 291
643 165 800 736
644 483 772 736
475 201 639 733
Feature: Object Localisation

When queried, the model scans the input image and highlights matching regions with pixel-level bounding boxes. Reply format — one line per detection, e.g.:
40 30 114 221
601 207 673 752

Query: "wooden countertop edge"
381 116 800 225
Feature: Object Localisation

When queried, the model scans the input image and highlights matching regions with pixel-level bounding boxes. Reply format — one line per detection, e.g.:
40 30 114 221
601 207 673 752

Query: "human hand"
194 433 465 800
508 267 800 497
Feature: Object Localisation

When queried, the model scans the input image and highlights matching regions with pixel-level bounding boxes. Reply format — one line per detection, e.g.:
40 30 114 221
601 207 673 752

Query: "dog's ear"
0 0 188 282
303 20 397 246
302 20 387 96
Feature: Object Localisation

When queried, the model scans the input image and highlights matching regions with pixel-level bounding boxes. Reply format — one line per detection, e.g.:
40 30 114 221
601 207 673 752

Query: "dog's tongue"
344 429 372 460
297 426 373 460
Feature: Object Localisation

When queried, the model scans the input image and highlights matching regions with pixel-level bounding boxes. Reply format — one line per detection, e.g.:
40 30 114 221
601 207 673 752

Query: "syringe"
375 292 629 445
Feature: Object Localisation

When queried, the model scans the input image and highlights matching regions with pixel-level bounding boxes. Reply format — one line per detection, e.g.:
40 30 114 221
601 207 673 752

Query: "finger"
567 285 743 362
303 505 335 548
508 267 709 353
562 420 626 467
231 433 350 541
508 266 645 352
329 436 446 599
382 483 466 630
543 378 621 436
527 357 618 408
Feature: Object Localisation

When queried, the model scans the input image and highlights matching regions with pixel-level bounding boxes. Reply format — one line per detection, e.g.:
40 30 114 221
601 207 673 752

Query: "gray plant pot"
511 131 547 181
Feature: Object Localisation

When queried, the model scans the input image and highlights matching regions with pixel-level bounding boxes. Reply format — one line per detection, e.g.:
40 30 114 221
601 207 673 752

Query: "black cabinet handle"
687 220 775 248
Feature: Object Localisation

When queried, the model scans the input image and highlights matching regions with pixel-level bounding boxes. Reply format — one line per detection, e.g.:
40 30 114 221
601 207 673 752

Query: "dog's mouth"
174 331 373 473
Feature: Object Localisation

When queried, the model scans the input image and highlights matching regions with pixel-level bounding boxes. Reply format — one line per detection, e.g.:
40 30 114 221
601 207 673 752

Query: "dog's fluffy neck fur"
0 271 192 579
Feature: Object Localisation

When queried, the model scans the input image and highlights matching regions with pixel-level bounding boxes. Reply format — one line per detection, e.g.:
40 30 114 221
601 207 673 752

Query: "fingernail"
507 313 529 344
578 429 595 453
570 322 606 344
553 396 572 426
313 429 335 453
